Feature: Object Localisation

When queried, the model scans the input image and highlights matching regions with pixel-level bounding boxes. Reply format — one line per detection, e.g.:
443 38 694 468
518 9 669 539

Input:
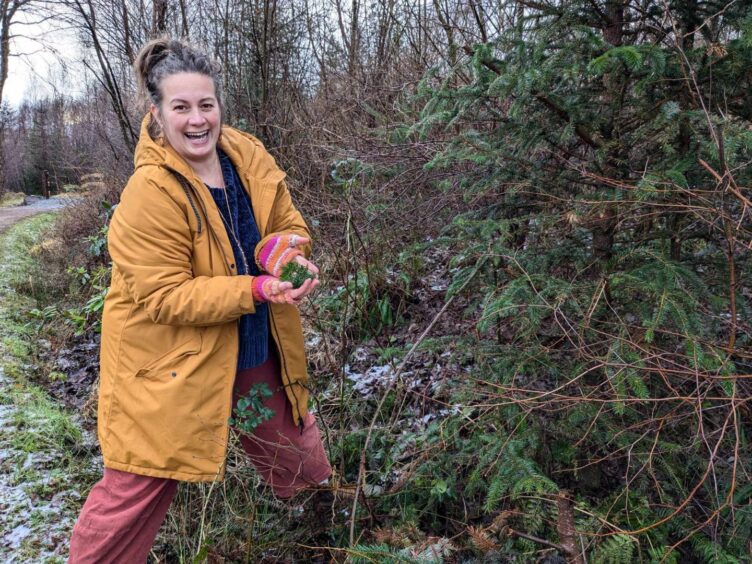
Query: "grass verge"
0 214 100 563
0 192 26 208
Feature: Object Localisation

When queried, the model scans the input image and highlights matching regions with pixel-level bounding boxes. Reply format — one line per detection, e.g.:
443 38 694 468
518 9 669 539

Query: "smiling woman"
151 73 222 179
67 38 331 563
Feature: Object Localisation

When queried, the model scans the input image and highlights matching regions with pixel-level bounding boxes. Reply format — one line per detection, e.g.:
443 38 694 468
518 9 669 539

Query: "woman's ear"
150 104 161 128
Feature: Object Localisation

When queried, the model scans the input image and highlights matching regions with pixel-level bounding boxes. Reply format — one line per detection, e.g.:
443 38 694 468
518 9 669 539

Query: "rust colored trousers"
68 353 331 563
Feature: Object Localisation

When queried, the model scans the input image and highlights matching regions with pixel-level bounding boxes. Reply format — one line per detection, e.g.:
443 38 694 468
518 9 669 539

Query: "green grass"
3 335 30 359
9 386 82 455
0 192 26 207
0 216 53 380
0 213 55 299
0 214 55 320
0 216 88 452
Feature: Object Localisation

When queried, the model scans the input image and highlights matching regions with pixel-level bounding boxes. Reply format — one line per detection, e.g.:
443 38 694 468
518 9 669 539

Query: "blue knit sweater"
207 149 269 370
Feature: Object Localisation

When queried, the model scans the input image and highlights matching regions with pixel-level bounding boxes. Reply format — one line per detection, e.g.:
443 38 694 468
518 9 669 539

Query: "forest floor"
0 212 98 563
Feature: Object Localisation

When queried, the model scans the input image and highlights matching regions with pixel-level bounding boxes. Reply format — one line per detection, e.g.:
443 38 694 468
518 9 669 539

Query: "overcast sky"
5 12 83 108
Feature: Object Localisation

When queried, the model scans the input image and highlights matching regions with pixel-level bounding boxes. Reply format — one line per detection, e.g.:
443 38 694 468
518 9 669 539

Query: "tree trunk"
591 0 625 268
72 0 137 152
557 491 585 564
0 0 23 106
41 169 49 199
152 0 167 36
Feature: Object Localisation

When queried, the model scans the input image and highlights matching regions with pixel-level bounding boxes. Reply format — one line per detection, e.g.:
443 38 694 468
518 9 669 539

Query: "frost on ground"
0 369 98 563
345 361 398 396
341 344 466 433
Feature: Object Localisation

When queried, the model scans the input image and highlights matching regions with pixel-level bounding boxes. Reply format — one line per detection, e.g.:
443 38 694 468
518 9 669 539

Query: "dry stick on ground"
507 528 566 552
486 491 587 563
348 257 487 545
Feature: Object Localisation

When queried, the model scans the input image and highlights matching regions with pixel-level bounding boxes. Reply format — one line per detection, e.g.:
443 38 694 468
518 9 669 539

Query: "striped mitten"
256 233 305 277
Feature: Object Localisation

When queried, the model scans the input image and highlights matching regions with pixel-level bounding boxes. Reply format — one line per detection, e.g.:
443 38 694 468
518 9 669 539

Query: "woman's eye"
202 103 214 110
173 105 186 111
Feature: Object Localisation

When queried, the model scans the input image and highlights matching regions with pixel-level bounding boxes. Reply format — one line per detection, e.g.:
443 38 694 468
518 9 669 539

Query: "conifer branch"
349 257 486 545
460 43 604 150
532 93 604 149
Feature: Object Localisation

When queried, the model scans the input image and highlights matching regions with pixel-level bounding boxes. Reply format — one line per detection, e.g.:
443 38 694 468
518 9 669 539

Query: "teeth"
186 131 208 139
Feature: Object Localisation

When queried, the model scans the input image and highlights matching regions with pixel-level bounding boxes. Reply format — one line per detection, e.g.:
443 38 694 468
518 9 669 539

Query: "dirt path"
0 197 70 235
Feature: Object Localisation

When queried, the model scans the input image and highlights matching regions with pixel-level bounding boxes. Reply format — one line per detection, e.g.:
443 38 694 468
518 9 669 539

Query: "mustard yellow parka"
98 116 312 482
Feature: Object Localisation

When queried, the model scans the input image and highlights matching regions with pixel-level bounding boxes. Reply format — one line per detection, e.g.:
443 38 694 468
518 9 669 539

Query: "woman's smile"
185 130 209 140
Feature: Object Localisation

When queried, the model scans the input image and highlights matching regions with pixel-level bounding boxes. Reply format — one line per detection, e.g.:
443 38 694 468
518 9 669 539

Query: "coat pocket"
134 332 203 379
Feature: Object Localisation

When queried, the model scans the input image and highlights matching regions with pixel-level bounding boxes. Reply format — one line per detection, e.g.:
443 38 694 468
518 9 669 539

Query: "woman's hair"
134 38 223 131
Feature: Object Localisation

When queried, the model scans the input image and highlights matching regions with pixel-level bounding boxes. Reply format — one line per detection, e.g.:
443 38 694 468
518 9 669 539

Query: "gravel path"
0 197 70 235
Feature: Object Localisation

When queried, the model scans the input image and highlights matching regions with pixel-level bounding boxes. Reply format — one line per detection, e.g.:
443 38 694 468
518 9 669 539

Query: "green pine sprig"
280 261 316 289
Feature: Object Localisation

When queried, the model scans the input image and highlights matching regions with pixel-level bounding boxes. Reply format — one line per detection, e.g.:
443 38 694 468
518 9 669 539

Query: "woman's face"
152 72 221 166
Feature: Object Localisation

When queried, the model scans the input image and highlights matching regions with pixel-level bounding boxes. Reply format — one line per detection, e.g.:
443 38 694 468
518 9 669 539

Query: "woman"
68 38 331 562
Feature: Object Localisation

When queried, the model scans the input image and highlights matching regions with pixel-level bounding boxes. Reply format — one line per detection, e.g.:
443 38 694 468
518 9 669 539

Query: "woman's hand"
252 275 319 305
288 276 319 304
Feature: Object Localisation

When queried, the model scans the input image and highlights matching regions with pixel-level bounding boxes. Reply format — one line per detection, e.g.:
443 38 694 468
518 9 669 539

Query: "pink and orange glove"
255 233 318 277
252 275 318 305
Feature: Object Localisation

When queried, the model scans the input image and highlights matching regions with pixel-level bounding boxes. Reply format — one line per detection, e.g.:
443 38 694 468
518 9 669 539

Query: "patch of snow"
362 484 384 496
4 524 31 549
345 363 396 396
305 334 322 348
351 347 369 362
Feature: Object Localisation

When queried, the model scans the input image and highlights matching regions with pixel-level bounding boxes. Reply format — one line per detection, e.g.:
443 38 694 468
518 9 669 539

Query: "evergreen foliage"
391 0 752 559
279 261 316 289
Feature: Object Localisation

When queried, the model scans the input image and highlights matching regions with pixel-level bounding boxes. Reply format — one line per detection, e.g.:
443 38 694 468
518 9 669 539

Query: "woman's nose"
187 109 205 125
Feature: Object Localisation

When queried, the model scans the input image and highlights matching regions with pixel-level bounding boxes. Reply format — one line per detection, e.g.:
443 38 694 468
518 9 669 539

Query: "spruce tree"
410 0 752 558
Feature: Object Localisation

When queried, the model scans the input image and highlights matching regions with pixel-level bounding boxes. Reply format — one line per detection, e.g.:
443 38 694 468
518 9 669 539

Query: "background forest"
1 0 751 562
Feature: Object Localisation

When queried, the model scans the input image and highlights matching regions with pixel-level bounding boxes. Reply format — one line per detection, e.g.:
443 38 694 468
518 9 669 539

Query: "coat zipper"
172 169 239 462
174 168 303 429
172 170 234 274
